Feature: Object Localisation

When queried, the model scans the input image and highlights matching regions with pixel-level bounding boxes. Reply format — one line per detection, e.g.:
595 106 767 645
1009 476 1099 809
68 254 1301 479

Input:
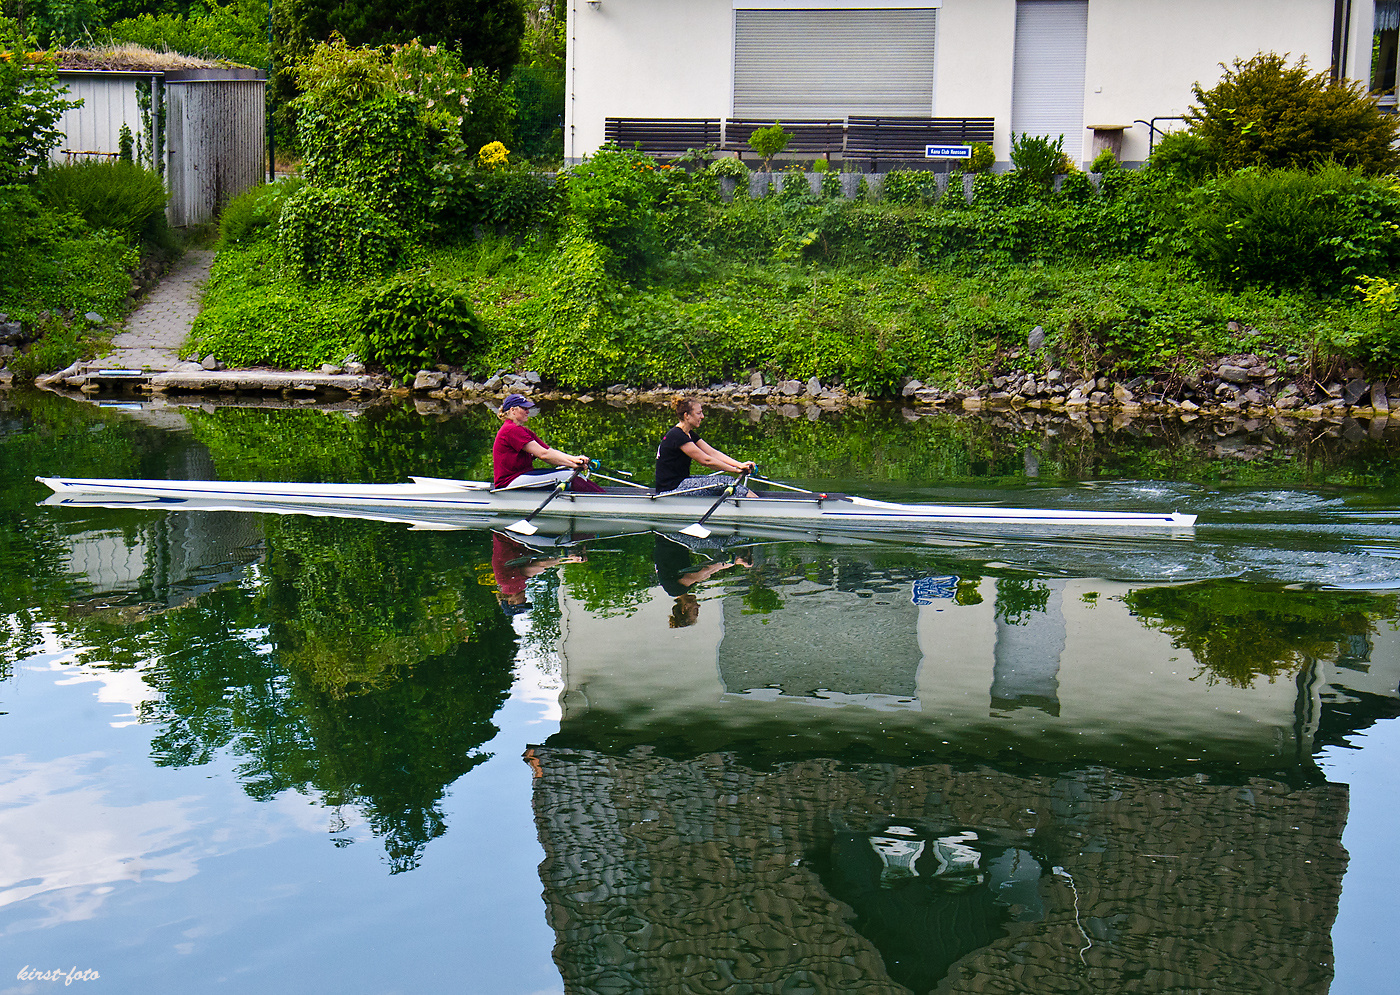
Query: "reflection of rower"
491 532 584 615
654 534 749 628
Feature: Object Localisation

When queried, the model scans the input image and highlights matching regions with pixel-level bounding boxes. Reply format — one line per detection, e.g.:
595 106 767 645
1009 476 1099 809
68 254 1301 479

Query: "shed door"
1011 0 1088 162
733 8 938 118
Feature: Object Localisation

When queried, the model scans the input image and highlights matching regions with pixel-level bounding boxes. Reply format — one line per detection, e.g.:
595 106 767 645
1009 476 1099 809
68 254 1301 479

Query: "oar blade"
679 522 712 539
506 518 540 536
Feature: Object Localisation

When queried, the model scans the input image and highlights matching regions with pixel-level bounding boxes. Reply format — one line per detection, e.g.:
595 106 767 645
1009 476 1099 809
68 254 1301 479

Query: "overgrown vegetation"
185 37 1400 393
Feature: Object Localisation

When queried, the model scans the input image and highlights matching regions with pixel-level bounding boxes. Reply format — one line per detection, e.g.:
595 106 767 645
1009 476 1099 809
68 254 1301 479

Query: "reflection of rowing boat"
37 475 1196 533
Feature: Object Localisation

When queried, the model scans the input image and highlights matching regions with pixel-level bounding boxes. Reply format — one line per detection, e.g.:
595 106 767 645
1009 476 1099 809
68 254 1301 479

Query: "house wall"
566 0 736 161
571 0 1364 167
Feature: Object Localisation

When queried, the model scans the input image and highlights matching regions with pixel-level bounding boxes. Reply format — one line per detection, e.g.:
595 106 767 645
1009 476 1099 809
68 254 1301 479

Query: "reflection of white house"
555 569 1400 768
566 0 1377 166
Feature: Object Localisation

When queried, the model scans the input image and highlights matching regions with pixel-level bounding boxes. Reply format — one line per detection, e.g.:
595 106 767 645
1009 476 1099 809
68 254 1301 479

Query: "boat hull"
36 475 1197 532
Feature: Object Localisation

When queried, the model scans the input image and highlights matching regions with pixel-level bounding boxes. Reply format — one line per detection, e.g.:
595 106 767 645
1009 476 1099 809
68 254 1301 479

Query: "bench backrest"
723 119 845 154
845 116 996 155
603 118 722 157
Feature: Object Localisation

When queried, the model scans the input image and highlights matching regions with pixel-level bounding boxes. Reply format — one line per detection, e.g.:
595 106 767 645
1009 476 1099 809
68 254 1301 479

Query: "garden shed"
53 49 266 226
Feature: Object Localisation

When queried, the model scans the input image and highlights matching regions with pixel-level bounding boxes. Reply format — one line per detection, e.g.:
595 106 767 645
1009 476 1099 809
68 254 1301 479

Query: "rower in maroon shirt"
491 394 605 492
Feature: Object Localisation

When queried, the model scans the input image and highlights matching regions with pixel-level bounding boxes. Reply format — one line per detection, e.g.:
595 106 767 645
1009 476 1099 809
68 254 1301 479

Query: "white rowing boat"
37 474 1196 536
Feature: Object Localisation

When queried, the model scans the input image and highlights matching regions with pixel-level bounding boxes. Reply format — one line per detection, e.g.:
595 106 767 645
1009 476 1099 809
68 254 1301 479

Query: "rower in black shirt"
655 397 755 495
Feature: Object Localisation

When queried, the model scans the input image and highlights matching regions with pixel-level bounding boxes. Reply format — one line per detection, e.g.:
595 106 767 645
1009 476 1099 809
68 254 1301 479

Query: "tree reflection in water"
128 519 519 873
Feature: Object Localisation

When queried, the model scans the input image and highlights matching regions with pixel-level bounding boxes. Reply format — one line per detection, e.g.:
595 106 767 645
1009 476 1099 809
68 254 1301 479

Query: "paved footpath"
100 249 215 371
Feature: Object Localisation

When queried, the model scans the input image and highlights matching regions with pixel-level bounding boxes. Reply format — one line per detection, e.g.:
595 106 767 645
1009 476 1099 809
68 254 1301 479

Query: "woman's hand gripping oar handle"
506 472 577 535
680 471 750 539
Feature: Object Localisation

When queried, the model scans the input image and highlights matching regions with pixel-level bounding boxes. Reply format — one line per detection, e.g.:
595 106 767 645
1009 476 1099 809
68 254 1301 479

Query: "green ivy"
278 186 405 284
359 271 486 378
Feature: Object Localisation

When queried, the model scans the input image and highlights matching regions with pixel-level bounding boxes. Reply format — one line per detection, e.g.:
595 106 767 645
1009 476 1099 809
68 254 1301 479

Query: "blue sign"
925 144 973 159
912 575 960 605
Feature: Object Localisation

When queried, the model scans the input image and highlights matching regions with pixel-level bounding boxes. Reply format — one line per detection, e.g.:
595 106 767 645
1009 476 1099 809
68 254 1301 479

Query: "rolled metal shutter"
733 8 938 118
1011 0 1088 161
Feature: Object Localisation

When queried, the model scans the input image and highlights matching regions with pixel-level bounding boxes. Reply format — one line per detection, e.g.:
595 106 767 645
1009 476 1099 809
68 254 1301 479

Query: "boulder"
413 370 447 391
805 376 823 397
1216 364 1251 384
1343 378 1369 405
1027 326 1045 351
201 354 223 371
1372 382 1389 412
902 379 923 397
779 379 802 396
749 371 764 389
84 312 104 325
320 364 344 375
345 360 367 375
523 370 542 384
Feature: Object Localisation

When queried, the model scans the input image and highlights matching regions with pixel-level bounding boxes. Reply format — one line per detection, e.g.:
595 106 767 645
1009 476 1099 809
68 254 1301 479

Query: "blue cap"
501 393 536 411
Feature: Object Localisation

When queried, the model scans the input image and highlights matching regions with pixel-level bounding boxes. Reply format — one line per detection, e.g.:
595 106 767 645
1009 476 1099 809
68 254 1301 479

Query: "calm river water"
2 390 1399 994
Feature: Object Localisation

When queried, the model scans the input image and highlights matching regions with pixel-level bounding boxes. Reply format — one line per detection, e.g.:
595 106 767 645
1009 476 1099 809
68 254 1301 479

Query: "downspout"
567 0 577 162
1331 0 1353 80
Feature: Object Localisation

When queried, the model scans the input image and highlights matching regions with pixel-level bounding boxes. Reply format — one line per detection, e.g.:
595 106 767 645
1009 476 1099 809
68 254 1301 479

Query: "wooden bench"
603 118 722 158
722 119 846 161
845 116 996 167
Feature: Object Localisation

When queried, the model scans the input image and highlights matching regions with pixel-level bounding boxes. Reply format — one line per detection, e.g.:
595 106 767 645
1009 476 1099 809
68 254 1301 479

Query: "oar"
749 475 816 495
680 472 750 539
591 470 648 489
506 474 575 535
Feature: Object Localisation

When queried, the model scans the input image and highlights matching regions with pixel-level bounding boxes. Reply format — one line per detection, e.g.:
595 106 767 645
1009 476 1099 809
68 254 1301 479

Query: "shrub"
966 142 995 174
278 186 405 283
429 161 559 239
460 66 518 156
561 144 662 275
1186 52 1400 174
1010 133 1066 187
748 122 790 170
1147 131 1220 184
1089 148 1118 173
708 156 750 180
218 176 306 246
881 169 937 206
0 22 82 183
32 160 169 245
0 187 135 316
1059 170 1095 204
1182 165 1400 288
298 93 433 225
358 271 485 378
108 0 270 68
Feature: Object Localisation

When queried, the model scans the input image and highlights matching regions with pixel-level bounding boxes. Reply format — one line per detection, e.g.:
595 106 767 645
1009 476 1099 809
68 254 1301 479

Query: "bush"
33 160 169 245
966 142 995 173
0 185 136 316
881 169 937 206
1182 165 1400 288
0 20 81 183
218 176 306 246
429 162 559 240
1186 52 1400 174
108 0 270 68
1011 133 1067 186
1089 148 1118 174
358 272 485 378
278 186 405 283
748 122 790 170
1147 131 1220 185
561 144 662 275
298 93 433 225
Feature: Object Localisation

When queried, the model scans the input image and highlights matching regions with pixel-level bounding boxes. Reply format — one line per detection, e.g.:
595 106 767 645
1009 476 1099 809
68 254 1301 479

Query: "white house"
565 0 1378 167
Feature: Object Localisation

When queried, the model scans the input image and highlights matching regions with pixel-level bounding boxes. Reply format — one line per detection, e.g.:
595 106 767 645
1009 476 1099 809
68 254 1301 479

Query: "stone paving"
99 249 215 371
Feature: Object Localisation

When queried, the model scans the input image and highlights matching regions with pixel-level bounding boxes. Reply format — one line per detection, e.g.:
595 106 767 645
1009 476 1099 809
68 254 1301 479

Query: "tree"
280 0 526 76
0 18 81 183
1186 52 1400 174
